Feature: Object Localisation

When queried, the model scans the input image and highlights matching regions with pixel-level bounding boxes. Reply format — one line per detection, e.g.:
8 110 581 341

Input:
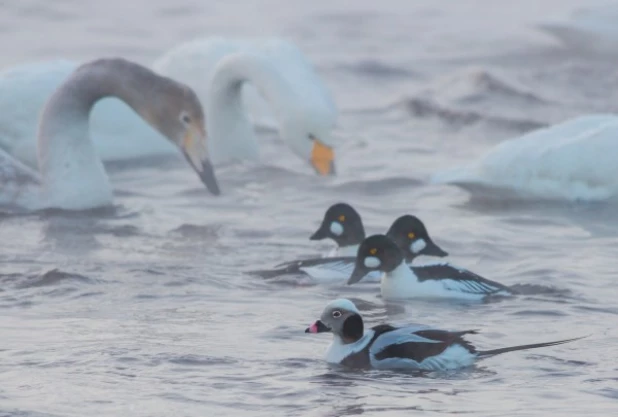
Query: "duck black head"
310 203 365 248
386 215 448 263
347 234 404 285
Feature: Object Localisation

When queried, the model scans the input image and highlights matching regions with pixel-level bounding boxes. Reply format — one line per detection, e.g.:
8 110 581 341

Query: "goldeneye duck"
385 215 449 262
348 235 514 300
249 203 380 282
309 202 366 257
305 299 582 371
250 210 450 283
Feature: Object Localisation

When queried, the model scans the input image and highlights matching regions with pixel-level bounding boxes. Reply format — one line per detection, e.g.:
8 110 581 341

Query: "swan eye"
332 310 342 318
181 113 192 125
308 134 316 141
408 232 415 239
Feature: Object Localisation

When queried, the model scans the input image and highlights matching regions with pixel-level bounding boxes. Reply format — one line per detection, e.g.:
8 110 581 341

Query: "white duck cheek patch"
364 256 381 269
410 239 427 254
330 221 344 236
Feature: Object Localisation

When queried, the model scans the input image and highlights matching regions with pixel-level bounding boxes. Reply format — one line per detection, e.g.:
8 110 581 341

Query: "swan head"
146 84 221 195
280 114 336 176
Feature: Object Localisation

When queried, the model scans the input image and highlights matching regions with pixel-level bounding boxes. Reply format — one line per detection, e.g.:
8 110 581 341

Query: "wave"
329 176 422 196
400 97 546 132
0 268 94 290
333 59 417 79
422 68 550 106
345 67 551 132
535 5 618 56
169 224 223 240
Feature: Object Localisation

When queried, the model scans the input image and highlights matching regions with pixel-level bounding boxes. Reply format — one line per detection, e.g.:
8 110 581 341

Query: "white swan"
537 5 618 55
432 114 618 201
0 37 337 175
0 58 219 211
153 37 337 175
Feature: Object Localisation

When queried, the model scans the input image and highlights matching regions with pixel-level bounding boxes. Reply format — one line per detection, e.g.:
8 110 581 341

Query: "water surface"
1 1 617 416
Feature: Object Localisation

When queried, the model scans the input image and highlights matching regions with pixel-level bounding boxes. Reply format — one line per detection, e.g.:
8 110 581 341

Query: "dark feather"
373 329 478 362
340 324 397 368
248 256 355 279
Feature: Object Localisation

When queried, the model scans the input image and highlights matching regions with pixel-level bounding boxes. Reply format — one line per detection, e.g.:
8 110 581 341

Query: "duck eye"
181 113 191 124
338 215 345 222
369 248 377 255
408 232 416 239
332 310 342 318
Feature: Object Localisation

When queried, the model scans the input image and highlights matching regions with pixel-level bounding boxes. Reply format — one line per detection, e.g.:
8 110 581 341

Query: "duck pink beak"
306 321 320 333
304 320 330 333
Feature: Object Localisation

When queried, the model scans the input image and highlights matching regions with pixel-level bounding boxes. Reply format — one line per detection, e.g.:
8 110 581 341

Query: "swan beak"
182 127 221 196
310 139 335 176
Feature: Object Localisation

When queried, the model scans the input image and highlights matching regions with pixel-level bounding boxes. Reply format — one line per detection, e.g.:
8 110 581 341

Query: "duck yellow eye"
369 248 377 255
408 232 416 239
338 215 345 222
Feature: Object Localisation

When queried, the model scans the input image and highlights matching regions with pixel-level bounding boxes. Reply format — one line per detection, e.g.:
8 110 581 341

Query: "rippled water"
1 0 618 416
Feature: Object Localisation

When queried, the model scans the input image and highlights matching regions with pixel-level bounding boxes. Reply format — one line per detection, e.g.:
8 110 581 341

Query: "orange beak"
310 140 335 176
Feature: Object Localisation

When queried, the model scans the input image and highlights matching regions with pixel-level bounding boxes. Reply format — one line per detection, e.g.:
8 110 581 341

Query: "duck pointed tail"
247 267 291 279
478 336 586 357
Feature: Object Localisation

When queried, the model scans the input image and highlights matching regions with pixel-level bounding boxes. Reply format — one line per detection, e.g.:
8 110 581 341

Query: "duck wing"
412 262 512 295
369 325 478 367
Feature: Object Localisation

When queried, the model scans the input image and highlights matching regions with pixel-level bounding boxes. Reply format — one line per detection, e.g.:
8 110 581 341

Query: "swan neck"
212 53 292 116
206 54 293 162
41 59 162 125
36 59 166 209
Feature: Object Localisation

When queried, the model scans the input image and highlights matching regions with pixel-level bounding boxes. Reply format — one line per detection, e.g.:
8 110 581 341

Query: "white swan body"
0 58 215 211
432 114 618 201
0 60 174 168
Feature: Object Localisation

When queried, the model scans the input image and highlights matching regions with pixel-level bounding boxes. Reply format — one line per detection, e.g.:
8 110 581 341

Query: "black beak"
347 264 369 285
305 319 331 333
183 151 221 196
310 222 329 241
311 161 337 176
422 241 449 258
